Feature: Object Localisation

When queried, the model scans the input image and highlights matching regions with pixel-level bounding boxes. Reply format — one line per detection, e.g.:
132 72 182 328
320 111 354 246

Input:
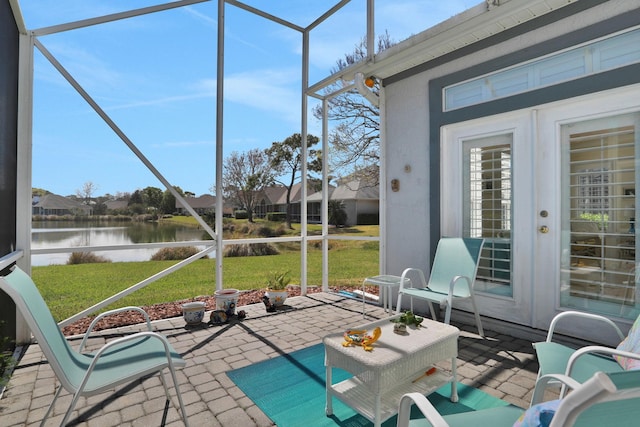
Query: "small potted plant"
264 270 291 307
391 310 424 334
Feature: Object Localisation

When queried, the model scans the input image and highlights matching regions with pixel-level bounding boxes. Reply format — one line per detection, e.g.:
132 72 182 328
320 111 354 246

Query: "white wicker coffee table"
323 315 459 427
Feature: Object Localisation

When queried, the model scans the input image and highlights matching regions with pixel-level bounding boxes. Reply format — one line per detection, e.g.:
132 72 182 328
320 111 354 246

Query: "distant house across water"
32 194 92 216
175 194 234 217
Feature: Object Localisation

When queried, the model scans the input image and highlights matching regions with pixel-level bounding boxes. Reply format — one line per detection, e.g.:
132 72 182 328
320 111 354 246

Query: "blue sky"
18 0 476 198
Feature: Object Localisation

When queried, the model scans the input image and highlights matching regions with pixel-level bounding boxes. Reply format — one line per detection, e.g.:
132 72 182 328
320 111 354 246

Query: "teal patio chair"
393 237 485 336
533 310 640 396
396 370 640 427
0 265 190 426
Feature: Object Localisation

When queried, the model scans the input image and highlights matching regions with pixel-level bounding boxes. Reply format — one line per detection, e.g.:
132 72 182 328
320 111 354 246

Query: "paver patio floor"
1 292 555 426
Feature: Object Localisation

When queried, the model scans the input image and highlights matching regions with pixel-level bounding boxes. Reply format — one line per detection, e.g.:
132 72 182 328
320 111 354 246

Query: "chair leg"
427 301 438 321
395 292 403 314
443 304 452 325
61 389 83 427
40 384 63 427
469 293 485 337
165 365 190 427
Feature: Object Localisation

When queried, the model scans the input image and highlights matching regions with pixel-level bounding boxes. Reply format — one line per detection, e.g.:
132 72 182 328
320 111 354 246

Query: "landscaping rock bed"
61 285 378 336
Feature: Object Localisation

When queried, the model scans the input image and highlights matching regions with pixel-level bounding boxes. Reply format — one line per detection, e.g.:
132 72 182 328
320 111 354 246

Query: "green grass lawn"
33 224 379 321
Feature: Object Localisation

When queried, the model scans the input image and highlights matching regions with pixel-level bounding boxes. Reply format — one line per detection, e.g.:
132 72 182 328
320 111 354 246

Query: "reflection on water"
32 221 212 266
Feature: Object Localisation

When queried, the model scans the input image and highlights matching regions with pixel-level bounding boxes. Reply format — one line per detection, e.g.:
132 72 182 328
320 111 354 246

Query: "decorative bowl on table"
182 301 206 325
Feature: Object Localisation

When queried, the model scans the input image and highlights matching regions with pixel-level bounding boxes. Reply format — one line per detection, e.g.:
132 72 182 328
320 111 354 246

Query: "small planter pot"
393 322 408 334
214 289 240 314
182 301 206 325
265 289 288 307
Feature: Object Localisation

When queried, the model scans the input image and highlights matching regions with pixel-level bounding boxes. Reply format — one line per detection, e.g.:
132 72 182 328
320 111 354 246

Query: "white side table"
324 315 459 427
362 275 411 316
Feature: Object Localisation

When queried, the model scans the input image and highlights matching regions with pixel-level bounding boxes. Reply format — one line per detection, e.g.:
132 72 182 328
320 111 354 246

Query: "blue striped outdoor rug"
227 343 509 427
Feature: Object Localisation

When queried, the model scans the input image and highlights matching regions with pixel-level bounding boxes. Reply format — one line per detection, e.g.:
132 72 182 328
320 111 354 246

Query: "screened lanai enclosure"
1 0 426 343
4 0 640 346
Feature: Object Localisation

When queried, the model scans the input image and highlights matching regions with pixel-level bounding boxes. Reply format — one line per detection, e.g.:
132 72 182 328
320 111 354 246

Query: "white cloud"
105 91 214 111
197 67 302 125
182 5 217 29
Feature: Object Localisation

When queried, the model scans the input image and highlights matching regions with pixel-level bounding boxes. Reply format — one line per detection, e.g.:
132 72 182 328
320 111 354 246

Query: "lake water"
31 221 212 266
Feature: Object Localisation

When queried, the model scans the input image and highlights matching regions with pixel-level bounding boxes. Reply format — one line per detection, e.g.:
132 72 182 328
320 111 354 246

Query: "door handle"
539 225 549 233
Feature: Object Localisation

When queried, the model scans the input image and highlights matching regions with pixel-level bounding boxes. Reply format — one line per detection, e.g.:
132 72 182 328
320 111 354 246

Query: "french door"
442 87 640 340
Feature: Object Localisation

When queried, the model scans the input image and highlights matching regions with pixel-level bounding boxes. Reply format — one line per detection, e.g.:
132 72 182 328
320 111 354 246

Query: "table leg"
325 365 334 415
450 356 458 402
386 286 391 313
381 286 386 313
362 280 367 317
374 394 381 427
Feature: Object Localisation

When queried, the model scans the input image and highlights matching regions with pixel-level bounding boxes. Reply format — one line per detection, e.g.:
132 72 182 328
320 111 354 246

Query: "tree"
266 133 322 228
328 199 347 227
129 190 143 205
222 148 274 222
76 181 98 206
312 31 394 186
32 188 50 197
142 186 163 218
128 189 145 214
161 186 183 215
93 195 109 215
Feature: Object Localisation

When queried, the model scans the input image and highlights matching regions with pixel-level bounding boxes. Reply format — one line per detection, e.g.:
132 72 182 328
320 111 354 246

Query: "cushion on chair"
615 315 640 370
512 399 561 427
533 342 623 382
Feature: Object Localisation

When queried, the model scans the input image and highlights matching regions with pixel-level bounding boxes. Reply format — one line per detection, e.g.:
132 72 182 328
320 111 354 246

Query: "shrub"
266 212 286 222
0 322 15 390
67 252 111 264
328 200 348 227
234 210 248 219
150 246 206 261
311 240 334 250
223 243 279 257
255 226 275 237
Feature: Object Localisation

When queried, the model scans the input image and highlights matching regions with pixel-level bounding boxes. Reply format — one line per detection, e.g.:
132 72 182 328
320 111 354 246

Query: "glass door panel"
463 135 513 297
560 114 639 319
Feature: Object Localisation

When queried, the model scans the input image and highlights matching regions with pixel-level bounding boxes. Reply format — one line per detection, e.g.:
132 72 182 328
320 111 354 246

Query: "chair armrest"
566 346 639 376
78 331 180 394
400 268 427 291
397 392 449 427
531 373 582 405
449 275 472 298
545 311 625 343
79 306 153 352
